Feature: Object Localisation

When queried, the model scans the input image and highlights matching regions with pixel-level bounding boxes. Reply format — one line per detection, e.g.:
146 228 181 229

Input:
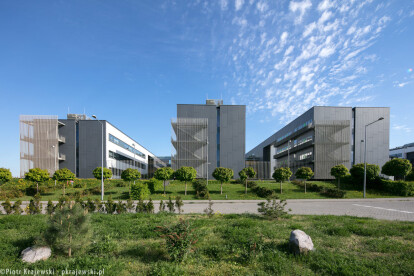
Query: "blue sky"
0 0 413 177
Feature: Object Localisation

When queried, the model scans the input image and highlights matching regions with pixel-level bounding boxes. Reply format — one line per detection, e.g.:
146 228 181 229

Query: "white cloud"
318 11 332 24
280 31 288 46
256 1 268 13
284 45 294 56
303 22 316 37
289 0 312 24
393 124 412 133
235 0 244 11
318 0 334 11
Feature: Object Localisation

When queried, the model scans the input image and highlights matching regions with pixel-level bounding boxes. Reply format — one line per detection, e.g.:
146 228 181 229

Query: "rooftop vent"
206 99 223 106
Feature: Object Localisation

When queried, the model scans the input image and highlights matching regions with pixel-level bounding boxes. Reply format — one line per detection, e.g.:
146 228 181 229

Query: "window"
299 152 312 160
276 119 313 142
109 134 145 158
109 150 146 169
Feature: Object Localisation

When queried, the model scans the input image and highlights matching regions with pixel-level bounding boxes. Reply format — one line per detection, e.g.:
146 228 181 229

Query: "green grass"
0 178 409 201
0 213 413 275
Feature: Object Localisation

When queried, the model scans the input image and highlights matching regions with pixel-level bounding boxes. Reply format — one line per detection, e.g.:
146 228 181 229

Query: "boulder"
21 246 51 263
289 229 314 254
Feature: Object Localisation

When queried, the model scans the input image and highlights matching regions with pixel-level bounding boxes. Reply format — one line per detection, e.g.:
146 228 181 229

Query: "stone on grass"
289 229 314 254
21 246 51 263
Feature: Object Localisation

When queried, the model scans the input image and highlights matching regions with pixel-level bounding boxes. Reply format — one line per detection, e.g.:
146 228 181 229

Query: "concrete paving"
2 198 414 221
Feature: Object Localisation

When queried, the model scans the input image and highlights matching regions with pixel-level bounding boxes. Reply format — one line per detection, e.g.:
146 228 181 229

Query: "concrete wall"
58 119 76 174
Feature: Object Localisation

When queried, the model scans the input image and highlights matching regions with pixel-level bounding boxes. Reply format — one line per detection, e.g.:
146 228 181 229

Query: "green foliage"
167 196 175 213
44 203 90 257
257 198 290 220
12 200 23 214
86 198 96 213
105 196 116 214
146 198 154 214
350 163 380 184
192 179 209 199
126 198 134 212
136 199 146 213
0 168 12 184
56 195 70 210
94 199 103 212
381 179 414 196
295 167 314 180
272 168 292 193
155 219 197 262
130 182 150 200
407 170 414 181
175 167 197 195
25 168 50 183
116 201 127 214
381 158 412 179
46 199 55 215
147 178 162 194
330 164 349 188
154 167 175 181
121 168 141 182
90 234 117 255
212 167 234 183
251 186 274 198
291 180 346 198
92 167 113 180
239 167 256 194
1 199 12 214
175 196 184 214
27 193 42 214
53 168 76 181
203 199 214 218
159 200 166 212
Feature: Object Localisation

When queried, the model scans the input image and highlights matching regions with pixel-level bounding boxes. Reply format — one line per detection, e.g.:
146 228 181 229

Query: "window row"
275 135 313 154
109 150 146 169
276 119 313 142
109 134 145 158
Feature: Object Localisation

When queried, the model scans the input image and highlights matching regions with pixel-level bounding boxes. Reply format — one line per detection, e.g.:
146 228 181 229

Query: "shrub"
350 163 380 184
105 196 116 214
130 182 150 200
90 234 117 255
407 170 414 181
126 198 134 212
192 179 209 199
56 196 70 210
155 219 197 262
86 198 96 213
330 164 349 189
320 188 346 198
44 203 90 257
239 167 256 194
136 199 146 213
175 196 184 214
203 199 214 218
0 168 12 184
252 186 274 198
94 199 103 212
25 168 50 194
27 194 42 214
147 178 162 194
257 198 290 220
247 181 258 189
146 199 154 214
12 200 23 214
167 196 175 213
92 167 112 180
159 200 166 212
381 180 414 196
1 199 12 214
46 200 55 215
381 158 412 180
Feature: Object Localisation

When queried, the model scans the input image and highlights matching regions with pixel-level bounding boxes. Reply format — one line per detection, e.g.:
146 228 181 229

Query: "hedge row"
291 180 346 198
245 181 274 198
380 179 414 196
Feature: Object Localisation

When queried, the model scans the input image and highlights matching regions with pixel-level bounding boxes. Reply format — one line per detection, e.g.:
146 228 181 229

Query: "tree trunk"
245 179 247 194
280 181 283 194
338 178 340 189
36 183 39 194
63 181 66 196
163 180 166 195
221 182 223 195
185 181 187 196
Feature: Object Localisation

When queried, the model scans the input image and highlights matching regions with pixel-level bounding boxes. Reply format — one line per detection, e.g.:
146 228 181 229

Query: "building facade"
20 114 165 178
390 143 414 166
172 100 246 178
246 107 390 179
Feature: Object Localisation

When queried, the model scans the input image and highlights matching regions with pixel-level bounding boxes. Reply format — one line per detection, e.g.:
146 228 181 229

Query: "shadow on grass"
122 244 168 263
12 237 36 256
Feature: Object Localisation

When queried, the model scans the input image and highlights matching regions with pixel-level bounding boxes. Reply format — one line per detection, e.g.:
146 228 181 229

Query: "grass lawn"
0 213 413 275
1 179 408 201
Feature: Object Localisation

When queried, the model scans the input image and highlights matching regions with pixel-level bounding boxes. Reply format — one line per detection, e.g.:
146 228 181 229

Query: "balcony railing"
58 154 66 161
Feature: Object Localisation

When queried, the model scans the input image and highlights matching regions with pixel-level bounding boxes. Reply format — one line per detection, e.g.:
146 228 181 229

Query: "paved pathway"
2 198 413 221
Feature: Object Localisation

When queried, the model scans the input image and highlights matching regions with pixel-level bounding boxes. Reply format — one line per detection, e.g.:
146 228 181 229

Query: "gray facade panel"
78 121 106 178
58 119 76 174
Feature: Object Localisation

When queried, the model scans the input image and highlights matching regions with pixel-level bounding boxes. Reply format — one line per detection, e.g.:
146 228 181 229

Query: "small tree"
167 196 175 213
121 168 141 194
92 167 112 180
295 167 314 193
350 163 380 184
330 164 349 189
25 168 50 194
212 167 234 195
53 168 75 196
175 196 184 214
175 167 197 196
0 168 12 184
239 167 256 194
381 158 412 180
272 167 292 194
1 199 12 215
154 167 174 195
130 182 150 200
44 203 90 257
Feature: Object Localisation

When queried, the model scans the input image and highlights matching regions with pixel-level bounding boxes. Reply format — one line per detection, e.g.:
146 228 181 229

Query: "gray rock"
289 229 314 254
21 246 51 263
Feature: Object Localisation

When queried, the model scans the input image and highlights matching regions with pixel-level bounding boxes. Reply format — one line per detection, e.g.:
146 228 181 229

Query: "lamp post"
92 115 104 201
363 117 384 198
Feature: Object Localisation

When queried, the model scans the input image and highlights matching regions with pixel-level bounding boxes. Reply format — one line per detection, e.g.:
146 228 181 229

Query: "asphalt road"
2 198 413 221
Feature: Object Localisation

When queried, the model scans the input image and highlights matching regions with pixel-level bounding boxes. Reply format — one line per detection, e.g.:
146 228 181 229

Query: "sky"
0 0 413 177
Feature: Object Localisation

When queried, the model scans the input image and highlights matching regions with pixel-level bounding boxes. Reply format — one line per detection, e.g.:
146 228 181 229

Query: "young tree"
53 168 76 196
381 158 412 180
121 168 141 194
330 164 349 189
212 167 234 195
25 168 50 194
92 167 113 180
0 168 12 185
175 167 197 196
167 196 175 213
154 167 174 195
175 196 184 214
272 167 292 194
295 167 314 193
350 163 380 184
239 167 256 194
44 203 90 257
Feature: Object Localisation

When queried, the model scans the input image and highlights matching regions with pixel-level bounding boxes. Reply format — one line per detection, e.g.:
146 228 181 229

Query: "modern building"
20 114 165 178
171 100 246 178
390 143 414 166
246 107 390 179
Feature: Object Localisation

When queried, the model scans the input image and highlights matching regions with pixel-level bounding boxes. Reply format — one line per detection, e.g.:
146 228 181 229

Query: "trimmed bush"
192 180 209 199
321 188 346 198
350 163 380 184
381 180 414 196
147 178 162 194
130 182 150 200
252 186 274 198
